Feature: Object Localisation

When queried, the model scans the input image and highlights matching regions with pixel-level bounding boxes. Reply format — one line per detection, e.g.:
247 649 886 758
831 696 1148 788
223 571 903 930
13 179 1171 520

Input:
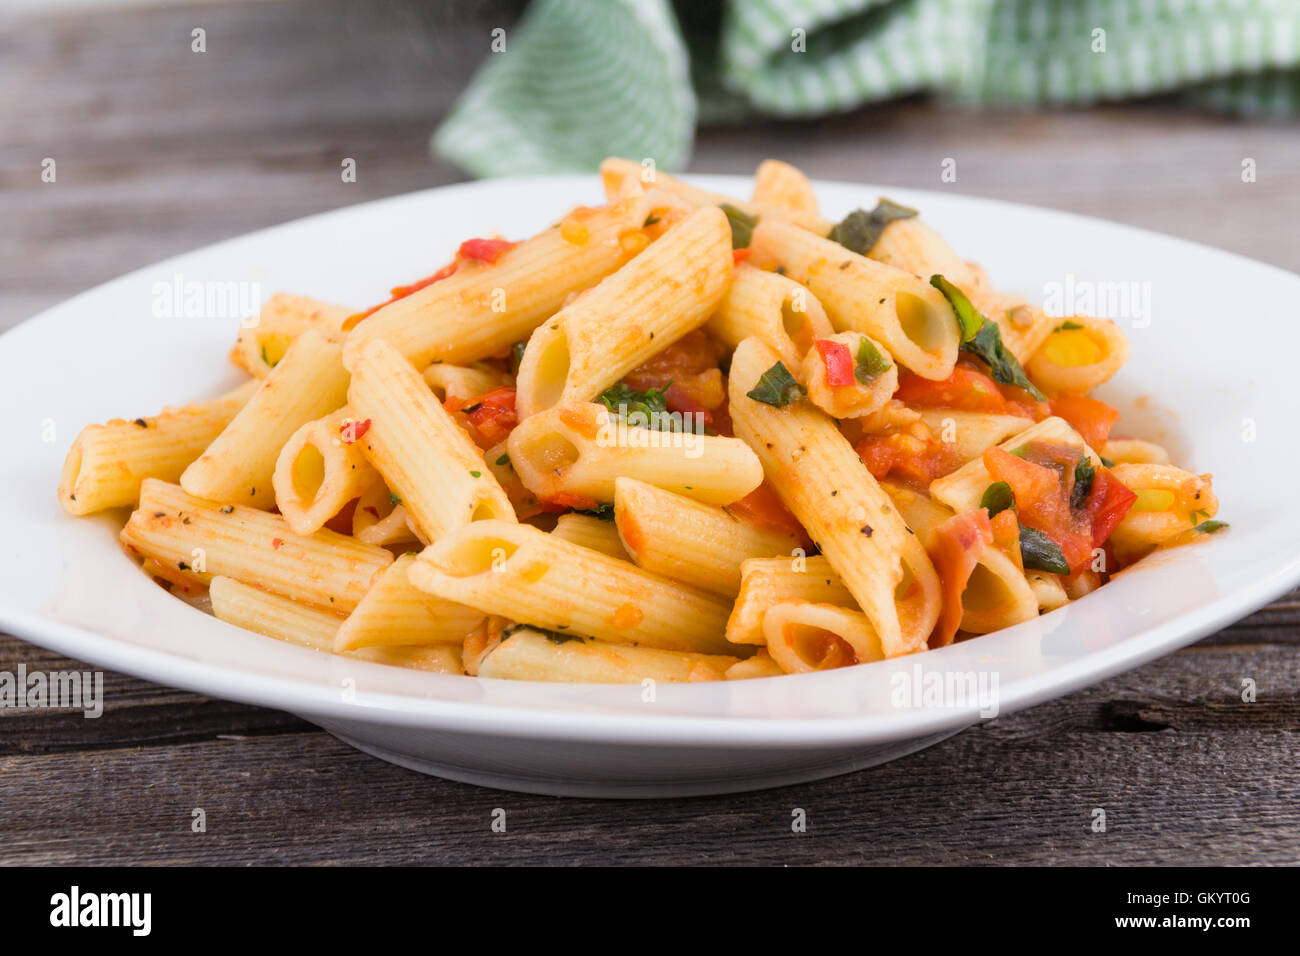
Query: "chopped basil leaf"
571 502 615 521
960 321 1047 401
1192 519 1229 534
495 453 510 466
598 382 672 427
1100 455 1116 468
643 213 660 227
389 492 402 506
746 362 807 407
854 337 891 383
827 199 918 255
929 274 983 342
720 204 758 249
1054 320 1084 331
1019 526 1070 574
508 341 527 375
1071 457 1096 511
980 481 1015 517
469 470 481 478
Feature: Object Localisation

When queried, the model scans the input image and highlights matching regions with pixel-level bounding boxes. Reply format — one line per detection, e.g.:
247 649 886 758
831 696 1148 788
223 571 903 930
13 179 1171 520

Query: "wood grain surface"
1 0 1297 865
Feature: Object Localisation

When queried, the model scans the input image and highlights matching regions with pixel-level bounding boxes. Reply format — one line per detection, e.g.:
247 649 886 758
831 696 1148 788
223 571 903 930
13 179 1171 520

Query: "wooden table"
2 0 1297 865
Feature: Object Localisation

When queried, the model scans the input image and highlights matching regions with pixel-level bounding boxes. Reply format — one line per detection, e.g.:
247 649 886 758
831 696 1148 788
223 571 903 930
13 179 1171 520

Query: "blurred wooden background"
1 0 1297 865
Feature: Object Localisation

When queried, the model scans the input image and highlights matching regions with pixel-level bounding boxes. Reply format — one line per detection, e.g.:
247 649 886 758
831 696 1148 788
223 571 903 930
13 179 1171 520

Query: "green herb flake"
1192 519 1229 534
571 502 615 522
929 274 984 342
719 204 758 249
1100 455 1116 468
389 492 402 506
960 321 1047 401
854 337 891 384
643 213 660 227
1070 457 1096 511
598 382 672 427
1054 320 1084 331
826 199 918 256
746 362 807 408
469 470 481 478
980 481 1015 517
1019 526 1070 574
495 453 510 466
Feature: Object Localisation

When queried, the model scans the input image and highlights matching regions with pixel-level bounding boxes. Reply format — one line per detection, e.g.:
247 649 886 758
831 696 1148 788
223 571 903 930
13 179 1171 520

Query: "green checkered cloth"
434 0 1300 178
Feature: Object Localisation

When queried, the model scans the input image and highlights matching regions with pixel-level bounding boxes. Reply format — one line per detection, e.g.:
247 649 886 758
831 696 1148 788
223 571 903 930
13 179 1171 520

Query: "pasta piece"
869 215 977 284
230 294 351 378
181 329 350 509
1025 570 1068 612
514 205 733 418
506 402 763 507
272 408 379 535
476 629 739 683
728 337 942 657
1102 437 1171 466
351 480 420 547
882 481 1037 635
348 338 515 542
1026 316 1130 395
333 554 484 651
613 477 799 596
408 520 735 655
724 650 785 680
980 293 1056 365
550 513 629 560
599 157 832 233
751 159 819 216
800 330 899 419
763 602 882 673
930 416 1101 515
342 191 661 371
707 263 834 369
727 556 855 646
1109 463 1218 558
210 576 464 672
59 380 258 516
748 219 960 380
121 479 392 612
422 362 511 405
915 409 1029 464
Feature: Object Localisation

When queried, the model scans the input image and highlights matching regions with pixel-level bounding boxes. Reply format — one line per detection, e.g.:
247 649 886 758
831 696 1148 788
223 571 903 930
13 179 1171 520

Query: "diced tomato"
1081 467 1137 548
726 481 808 546
344 261 458 329
989 508 1022 570
928 508 994 647
461 386 518 449
663 383 713 426
1049 395 1120 449
732 249 751 264
622 330 728 412
984 445 1093 572
814 339 855 387
895 367 1020 415
855 432 963 487
457 237 517 263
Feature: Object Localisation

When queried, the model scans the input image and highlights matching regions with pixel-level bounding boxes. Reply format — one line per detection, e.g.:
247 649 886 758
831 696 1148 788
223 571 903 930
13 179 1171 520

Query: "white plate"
3 175 1297 797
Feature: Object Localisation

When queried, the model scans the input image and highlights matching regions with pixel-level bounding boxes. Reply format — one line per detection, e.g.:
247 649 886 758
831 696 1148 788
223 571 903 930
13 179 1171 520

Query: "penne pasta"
408 520 736 655
230 294 351 378
333 554 484 651
342 191 662 371
613 477 799 596
59 380 258 515
122 479 392 612
210 575 464 672
1026 315 1130 395
272 408 379 535
1102 437 1171 466
707 262 835 369
348 338 515 542
550 513 629 560
727 555 855 646
477 628 739 683
506 402 763 508
763 602 882 674
181 329 350 509
514 205 733 418
800 330 899 419
748 219 960 380
751 159 820 216
728 337 942 658
915 409 1030 464
422 362 512 405
1109 463 1219 558
351 480 420 547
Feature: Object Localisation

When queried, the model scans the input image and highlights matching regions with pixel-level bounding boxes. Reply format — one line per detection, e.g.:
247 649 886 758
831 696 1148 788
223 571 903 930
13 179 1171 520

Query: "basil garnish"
1019 526 1070 574
827 199 918 255
720 204 758 249
855 338 891 383
747 362 807 407
980 481 1015 517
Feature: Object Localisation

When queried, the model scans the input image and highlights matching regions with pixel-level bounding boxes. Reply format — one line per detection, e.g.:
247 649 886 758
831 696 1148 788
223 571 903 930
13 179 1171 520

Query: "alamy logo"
889 662 1000 718
49 886 151 936
151 272 262 322
0 664 103 718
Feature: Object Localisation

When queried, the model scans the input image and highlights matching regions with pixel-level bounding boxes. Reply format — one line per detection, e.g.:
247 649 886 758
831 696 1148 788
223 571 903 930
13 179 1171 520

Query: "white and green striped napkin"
434 0 1300 178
